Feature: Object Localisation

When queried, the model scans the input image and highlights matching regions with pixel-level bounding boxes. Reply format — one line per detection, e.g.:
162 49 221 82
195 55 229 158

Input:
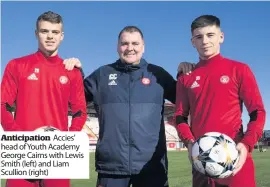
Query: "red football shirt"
175 54 266 151
1 51 87 131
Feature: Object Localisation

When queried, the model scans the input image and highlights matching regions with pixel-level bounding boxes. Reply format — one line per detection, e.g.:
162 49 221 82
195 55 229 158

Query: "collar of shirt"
196 53 224 68
115 58 148 72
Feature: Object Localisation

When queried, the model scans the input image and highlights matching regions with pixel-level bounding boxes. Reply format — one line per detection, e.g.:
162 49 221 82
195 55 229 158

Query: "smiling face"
117 31 145 65
35 20 64 56
192 25 224 60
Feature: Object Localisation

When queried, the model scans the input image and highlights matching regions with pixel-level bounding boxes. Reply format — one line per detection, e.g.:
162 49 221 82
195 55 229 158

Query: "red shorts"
193 155 256 187
5 179 70 187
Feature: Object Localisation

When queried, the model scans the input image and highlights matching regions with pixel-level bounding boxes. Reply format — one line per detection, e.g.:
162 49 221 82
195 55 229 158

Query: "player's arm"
162 69 177 104
83 69 99 104
68 69 87 131
174 76 195 147
163 62 196 103
239 65 266 152
163 61 196 103
177 62 196 78
77 67 85 79
148 65 176 103
0 60 21 131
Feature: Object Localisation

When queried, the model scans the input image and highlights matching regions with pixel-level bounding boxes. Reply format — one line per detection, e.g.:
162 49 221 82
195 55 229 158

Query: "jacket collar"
115 58 148 72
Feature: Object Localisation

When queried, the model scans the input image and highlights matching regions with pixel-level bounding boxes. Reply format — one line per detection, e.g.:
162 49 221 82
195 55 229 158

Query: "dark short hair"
118 26 144 40
191 15 220 33
36 11 63 30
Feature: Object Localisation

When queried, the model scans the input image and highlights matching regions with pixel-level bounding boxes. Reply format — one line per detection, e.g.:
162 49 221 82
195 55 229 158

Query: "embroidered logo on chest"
27 68 40 81
27 73 38 80
220 75 230 84
108 73 117 86
34 68 39 73
141 77 151 85
190 76 200 89
59 76 68 84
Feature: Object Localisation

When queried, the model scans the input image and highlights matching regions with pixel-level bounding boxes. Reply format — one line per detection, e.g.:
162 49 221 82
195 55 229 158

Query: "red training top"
1 50 87 131
175 54 266 152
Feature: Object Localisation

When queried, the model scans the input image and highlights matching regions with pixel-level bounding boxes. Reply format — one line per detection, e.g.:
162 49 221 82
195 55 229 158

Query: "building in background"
163 103 187 151
262 130 270 146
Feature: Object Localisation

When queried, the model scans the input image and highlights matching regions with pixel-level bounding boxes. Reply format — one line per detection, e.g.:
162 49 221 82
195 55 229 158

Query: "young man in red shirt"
175 15 266 187
1 11 87 187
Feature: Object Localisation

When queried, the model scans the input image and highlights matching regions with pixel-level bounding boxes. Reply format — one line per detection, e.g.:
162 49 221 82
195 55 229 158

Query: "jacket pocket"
95 139 110 163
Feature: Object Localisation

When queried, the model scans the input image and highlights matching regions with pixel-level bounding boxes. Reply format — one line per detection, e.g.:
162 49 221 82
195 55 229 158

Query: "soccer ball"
191 132 239 179
35 126 60 132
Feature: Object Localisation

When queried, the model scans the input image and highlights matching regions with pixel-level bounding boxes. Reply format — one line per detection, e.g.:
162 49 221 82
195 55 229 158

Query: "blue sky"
1 1 269 130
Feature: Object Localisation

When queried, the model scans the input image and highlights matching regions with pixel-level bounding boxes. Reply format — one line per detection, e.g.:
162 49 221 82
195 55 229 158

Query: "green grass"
1 151 270 187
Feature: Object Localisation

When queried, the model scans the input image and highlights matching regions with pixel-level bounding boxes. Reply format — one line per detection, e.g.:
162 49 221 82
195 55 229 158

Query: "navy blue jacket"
84 59 176 175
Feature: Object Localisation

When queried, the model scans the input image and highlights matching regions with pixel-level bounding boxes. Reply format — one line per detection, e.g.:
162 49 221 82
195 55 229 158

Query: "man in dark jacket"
70 26 194 187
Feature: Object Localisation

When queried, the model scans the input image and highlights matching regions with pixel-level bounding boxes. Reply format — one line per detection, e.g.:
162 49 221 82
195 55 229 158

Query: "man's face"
117 31 144 64
35 21 64 56
191 25 224 60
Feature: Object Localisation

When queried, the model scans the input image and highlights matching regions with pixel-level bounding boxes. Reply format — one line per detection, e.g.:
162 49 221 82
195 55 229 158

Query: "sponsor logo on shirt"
108 74 117 86
220 75 229 84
